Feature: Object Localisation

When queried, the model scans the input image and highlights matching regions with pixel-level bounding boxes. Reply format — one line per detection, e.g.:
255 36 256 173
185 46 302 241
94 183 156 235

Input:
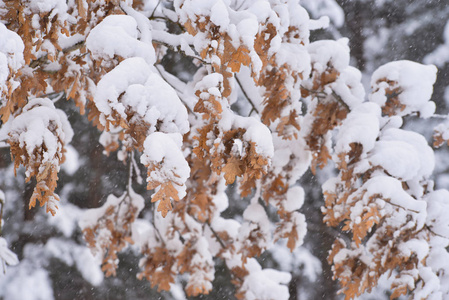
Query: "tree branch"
152 38 206 63
206 222 227 249
149 0 162 20
235 75 259 115
331 90 350 111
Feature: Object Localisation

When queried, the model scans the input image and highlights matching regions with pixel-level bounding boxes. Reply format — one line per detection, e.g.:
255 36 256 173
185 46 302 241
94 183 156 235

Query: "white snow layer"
0 22 25 93
0 266 54 300
45 238 103 286
28 0 67 14
86 15 156 65
141 132 190 199
241 258 291 300
0 237 19 274
8 98 74 175
370 60 437 118
336 102 381 156
94 57 189 135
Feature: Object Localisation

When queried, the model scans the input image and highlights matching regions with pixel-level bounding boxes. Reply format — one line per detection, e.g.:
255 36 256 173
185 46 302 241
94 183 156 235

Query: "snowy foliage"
0 0 448 299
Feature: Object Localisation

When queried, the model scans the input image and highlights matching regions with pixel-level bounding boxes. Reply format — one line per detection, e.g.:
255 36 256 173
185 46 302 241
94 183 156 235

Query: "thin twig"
152 38 206 63
331 90 350 111
62 41 85 53
206 222 227 249
426 225 449 239
385 199 420 214
152 210 167 246
149 0 162 19
300 84 327 100
235 75 259 115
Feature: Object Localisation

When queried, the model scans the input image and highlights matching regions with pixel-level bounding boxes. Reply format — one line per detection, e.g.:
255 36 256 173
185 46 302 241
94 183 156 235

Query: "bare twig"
235 75 259 115
331 90 350 111
152 38 206 63
426 225 449 239
149 0 162 19
206 222 227 249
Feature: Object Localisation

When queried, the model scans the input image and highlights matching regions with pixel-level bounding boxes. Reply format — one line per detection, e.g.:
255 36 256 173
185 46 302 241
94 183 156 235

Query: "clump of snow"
235 115 274 158
352 176 427 229
0 266 54 300
47 202 84 238
94 57 189 135
283 186 305 212
333 66 366 108
61 145 79 175
271 244 321 281
79 189 145 248
304 38 364 108
86 15 156 65
308 38 350 73
380 128 435 179
0 23 24 72
240 258 291 300
185 236 214 293
194 73 224 98
275 43 311 83
301 0 345 28
141 132 190 199
0 237 19 274
370 60 437 118
8 98 73 176
28 0 67 14
239 202 271 251
0 23 25 94
368 140 421 181
335 102 381 157
45 238 103 286
425 190 449 238
308 16 330 31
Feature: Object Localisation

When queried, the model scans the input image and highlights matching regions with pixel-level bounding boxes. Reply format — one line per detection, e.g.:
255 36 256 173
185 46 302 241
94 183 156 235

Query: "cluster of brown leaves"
186 14 270 196
324 139 429 299
138 228 213 296
177 237 214 296
181 12 310 294
185 152 218 223
145 163 184 218
82 194 139 277
193 80 269 198
255 24 303 140
302 66 349 173
262 173 302 251
371 78 404 116
185 17 251 98
1 0 124 121
322 143 363 227
9 115 67 217
138 245 177 292
433 130 447 148
1 1 128 219
328 222 424 300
